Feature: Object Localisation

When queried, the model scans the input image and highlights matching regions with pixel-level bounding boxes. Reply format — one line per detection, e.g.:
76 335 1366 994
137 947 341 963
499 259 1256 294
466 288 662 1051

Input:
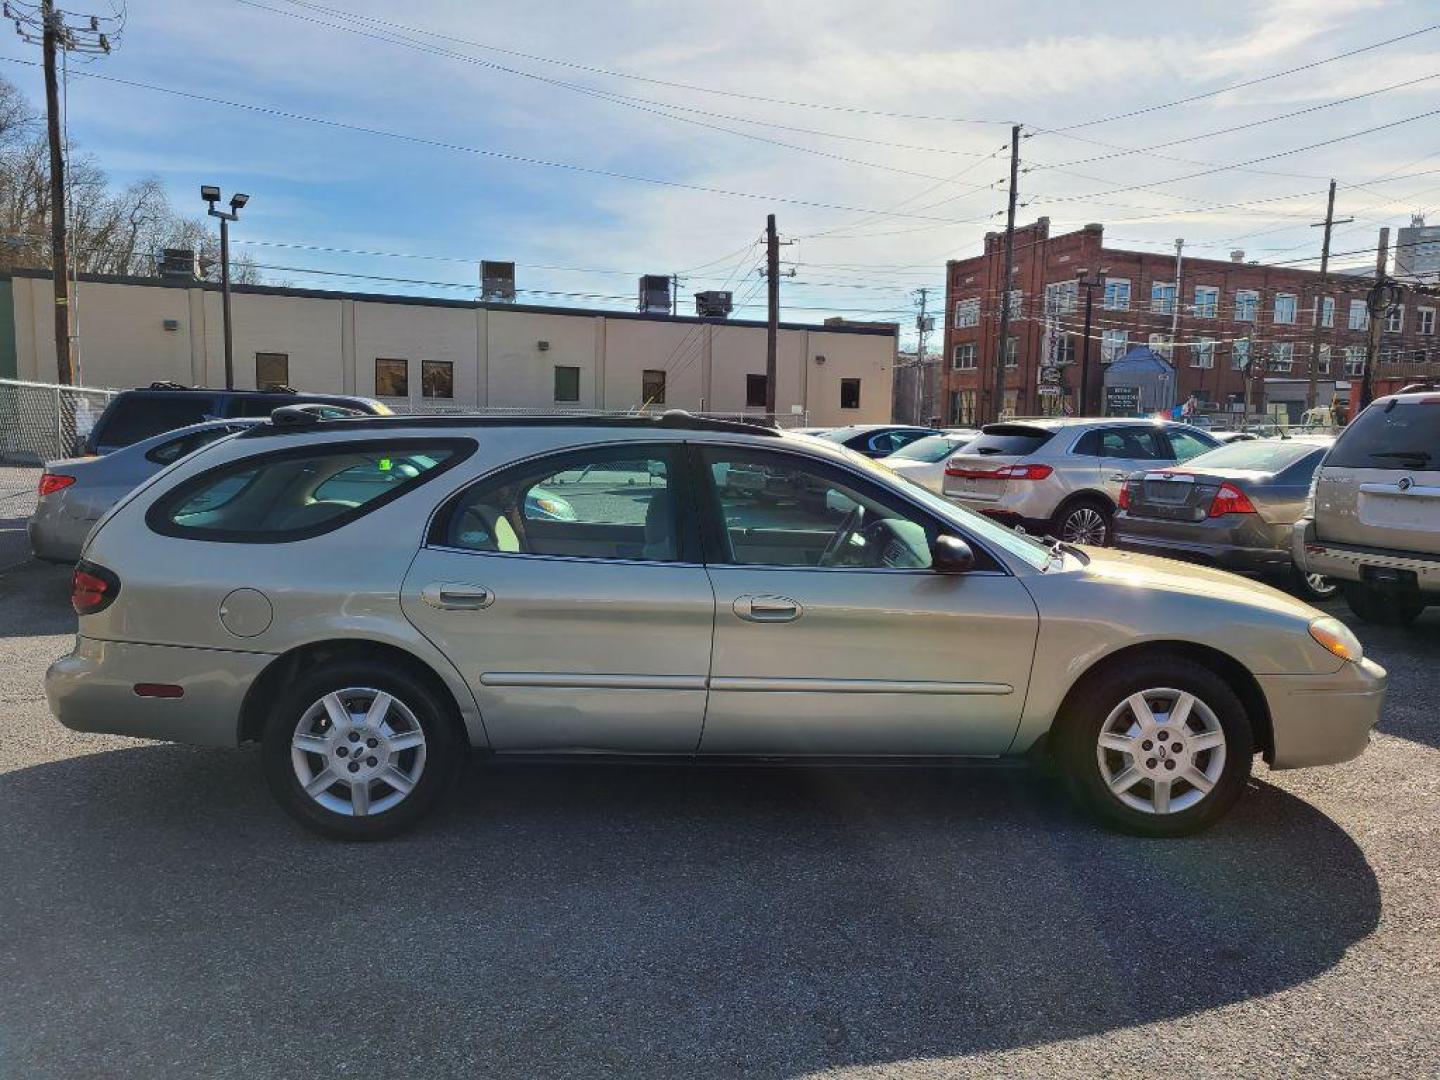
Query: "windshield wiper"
1369 449 1433 462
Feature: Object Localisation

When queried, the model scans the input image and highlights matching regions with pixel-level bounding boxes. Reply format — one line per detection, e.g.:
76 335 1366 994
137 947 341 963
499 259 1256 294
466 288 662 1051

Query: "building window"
1148 333 1173 361
642 368 666 405
952 343 977 369
1150 282 1177 315
1193 285 1219 319
1385 305 1404 333
1044 280 1078 315
1005 290 1023 318
949 389 977 426
1101 329 1129 363
1274 293 1297 324
1192 339 1216 369
1348 299 1368 331
1232 338 1251 370
1317 296 1335 328
255 352 289 390
745 373 767 408
421 360 454 399
1103 278 1130 310
953 298 980 328
1344 346 1366 376
1234 290 1259 322
1380 345 1403 365
1419 307 1436 336
554 365 581 402
375 358 408 397
839 378 861 409
1004 336 1017 368
1318 344 1332 375
1053 334 1076 366
1269 342 1294 372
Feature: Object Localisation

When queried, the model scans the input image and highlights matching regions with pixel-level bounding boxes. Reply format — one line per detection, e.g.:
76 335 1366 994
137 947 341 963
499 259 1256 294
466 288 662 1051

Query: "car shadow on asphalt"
0 747 1381 1078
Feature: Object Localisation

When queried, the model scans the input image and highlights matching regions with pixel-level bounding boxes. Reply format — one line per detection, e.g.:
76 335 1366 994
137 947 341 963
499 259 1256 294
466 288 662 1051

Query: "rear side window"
144 426 244 465
968 426 1055 456
98 395 220 447
1328 400 1440 469
147 439 473 542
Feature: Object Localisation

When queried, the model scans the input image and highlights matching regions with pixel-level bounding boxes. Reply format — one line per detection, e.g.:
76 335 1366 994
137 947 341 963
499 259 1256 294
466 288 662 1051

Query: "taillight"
1118 484 1131 510
71 560 120 616
945 463 1054 480
1208 482 1257 518
38 473 75 497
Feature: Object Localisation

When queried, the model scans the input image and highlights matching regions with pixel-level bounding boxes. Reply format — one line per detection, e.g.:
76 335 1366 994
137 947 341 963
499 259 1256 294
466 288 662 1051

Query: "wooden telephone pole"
1307 179 1351 410
990 124 1021 423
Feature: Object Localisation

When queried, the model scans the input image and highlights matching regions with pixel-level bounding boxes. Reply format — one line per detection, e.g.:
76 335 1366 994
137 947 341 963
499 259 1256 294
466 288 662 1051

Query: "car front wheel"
1058 657 1252 837
261 661 461 839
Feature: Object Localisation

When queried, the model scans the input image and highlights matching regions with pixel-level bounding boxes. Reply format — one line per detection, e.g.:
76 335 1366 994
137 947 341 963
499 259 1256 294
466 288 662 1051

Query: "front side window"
256 352 289 390
438 446 680 562
954 298 979 328
422 360 454 399
1234 290 1259 322
1274 293 1297 324
554 365 581 403
150 440 470 543
702 449 941 570
376 358 409 397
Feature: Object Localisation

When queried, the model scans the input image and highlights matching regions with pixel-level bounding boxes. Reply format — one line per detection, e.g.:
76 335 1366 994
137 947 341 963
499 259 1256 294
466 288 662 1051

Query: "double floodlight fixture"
201 185 249 217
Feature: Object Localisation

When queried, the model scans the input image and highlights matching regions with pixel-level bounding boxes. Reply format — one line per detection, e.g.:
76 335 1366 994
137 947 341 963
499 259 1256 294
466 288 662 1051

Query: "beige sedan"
47 412 1386 839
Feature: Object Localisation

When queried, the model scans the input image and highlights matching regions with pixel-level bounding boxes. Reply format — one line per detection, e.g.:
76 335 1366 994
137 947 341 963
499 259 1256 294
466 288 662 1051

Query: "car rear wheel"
1055 498 1112 546
1057 657 1252 837
261 662 461 839
1342 582 1425 626
1291 565 1340 601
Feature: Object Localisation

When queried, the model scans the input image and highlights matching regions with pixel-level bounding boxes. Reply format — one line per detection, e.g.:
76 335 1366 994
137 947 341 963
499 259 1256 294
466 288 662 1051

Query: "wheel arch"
1039 640 1275 764
1053 488 1116 520
238 639 479 747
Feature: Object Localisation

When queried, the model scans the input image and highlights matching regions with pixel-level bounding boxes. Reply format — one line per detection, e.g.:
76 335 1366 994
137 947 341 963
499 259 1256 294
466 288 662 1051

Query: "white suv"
942 419 1219 544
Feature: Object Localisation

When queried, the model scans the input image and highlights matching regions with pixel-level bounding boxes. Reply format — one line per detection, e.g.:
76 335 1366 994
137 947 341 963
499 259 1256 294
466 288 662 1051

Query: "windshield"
888 435 966 463
1181 439 1327 474
832 445 1053 569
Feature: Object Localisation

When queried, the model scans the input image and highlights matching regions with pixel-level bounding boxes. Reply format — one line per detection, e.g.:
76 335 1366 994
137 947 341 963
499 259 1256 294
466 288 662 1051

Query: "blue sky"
4 0 1439 345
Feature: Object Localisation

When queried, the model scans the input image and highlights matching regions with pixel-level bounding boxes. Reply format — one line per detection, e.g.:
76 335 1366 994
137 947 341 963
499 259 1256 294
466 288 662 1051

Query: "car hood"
1073 545 1321 621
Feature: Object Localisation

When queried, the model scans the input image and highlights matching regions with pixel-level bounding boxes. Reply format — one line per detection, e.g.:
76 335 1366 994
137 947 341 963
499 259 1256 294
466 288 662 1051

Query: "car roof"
242 408 785 443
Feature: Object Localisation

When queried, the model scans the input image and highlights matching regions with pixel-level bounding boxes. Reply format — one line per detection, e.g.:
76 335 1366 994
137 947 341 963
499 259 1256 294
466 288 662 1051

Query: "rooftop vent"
695 290 733 318
639 275 672 315
480 260 516 302
158 248 200 281
1230 249 1245 263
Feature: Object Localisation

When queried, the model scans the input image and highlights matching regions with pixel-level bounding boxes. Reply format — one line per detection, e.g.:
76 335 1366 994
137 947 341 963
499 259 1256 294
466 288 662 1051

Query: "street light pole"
203 186 249 390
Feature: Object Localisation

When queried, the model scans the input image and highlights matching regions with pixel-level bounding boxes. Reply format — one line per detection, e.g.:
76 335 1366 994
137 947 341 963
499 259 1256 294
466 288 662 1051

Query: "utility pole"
9 1 115 385
1306 179 1352 410
913 287 931 425
671 273 678 317
990 123 1021 424
765 213 779 422
1076 269 1107 416
1362 227 1390 409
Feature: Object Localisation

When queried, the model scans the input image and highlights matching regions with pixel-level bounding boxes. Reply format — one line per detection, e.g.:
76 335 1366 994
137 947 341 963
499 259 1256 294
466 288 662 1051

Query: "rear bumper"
1260 656 1387 769
1115 529 1291 573
27 510 88 563
1293 520 1440 593
46 636 272 747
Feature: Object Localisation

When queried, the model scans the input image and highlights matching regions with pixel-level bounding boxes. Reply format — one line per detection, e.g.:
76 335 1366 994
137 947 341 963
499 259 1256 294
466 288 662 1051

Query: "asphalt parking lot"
0 481 1436 1077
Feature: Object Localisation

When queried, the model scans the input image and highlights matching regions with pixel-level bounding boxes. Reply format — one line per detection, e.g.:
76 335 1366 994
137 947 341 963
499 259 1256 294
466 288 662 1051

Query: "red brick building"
942 218 1440 425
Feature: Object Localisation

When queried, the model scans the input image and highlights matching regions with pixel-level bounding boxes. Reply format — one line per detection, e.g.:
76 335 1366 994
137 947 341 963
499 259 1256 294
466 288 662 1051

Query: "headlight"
1309 617 1363 663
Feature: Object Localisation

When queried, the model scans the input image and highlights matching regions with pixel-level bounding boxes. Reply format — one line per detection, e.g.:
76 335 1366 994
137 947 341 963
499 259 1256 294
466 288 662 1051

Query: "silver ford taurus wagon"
47 410 1387 839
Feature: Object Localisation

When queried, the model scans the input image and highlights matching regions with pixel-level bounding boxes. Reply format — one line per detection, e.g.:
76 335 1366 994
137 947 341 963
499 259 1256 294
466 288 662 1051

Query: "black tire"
1054 496 1113 546
1342 582 1424 626
261 660 463 840
1290 564 1340 602
1055 655 1253 837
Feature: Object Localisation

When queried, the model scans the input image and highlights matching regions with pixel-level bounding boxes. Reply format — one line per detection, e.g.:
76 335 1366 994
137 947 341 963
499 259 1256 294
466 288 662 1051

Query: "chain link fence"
0 379 118 465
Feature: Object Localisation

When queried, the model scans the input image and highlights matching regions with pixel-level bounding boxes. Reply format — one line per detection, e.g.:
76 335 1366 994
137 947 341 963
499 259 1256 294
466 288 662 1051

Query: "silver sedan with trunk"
46 411 1385 839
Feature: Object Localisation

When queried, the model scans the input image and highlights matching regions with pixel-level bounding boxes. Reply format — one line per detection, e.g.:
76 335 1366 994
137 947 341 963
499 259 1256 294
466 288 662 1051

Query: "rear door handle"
421 582 495 610
734 595 803 623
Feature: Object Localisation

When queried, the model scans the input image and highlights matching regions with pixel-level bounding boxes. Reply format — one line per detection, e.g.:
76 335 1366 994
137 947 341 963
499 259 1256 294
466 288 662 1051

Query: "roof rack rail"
240 408 784 440
145 380 192 391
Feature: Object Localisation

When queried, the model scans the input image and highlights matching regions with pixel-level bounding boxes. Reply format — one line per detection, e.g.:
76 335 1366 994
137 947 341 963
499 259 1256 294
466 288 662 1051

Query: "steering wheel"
857 518 927 568
818 505 863 567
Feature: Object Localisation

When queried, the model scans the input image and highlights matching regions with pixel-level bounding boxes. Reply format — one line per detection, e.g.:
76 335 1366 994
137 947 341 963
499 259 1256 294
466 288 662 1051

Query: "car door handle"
734 595 803 623
421 583 495 610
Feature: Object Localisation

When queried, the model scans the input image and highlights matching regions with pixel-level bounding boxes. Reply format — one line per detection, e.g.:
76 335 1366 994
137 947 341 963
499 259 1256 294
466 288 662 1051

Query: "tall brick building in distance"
942 218 1440 425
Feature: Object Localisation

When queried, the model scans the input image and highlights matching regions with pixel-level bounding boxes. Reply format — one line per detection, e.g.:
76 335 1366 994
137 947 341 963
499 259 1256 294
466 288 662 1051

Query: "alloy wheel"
1062 506 1109 545
1094 687 1226 815
1305 573 1338 598
290 687 427 818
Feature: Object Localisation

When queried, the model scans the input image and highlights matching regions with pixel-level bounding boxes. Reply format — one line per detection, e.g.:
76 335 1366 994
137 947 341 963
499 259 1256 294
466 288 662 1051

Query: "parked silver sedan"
47 412 1385 839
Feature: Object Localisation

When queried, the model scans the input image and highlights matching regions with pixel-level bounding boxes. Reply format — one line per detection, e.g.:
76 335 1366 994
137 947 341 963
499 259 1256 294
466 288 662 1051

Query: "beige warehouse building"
0 270 896 426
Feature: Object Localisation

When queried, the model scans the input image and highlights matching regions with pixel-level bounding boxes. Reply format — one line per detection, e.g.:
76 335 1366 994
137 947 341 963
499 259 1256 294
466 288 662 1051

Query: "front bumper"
1260 656 1387 769
47 636 273 747
1293 519 1440 594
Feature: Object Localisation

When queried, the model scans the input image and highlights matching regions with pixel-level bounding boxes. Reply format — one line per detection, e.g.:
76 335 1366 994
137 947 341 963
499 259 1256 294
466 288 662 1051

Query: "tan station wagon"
47 411 1386 839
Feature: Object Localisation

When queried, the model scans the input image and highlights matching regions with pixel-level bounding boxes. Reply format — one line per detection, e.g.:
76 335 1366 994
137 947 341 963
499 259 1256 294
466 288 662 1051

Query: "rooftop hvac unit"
157 248 200 280
695 290 733 318
639 274 672 315
481 260 516 302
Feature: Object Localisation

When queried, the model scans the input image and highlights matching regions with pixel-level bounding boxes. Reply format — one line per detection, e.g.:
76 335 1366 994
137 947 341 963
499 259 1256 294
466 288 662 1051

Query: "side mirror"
930 534 976 574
